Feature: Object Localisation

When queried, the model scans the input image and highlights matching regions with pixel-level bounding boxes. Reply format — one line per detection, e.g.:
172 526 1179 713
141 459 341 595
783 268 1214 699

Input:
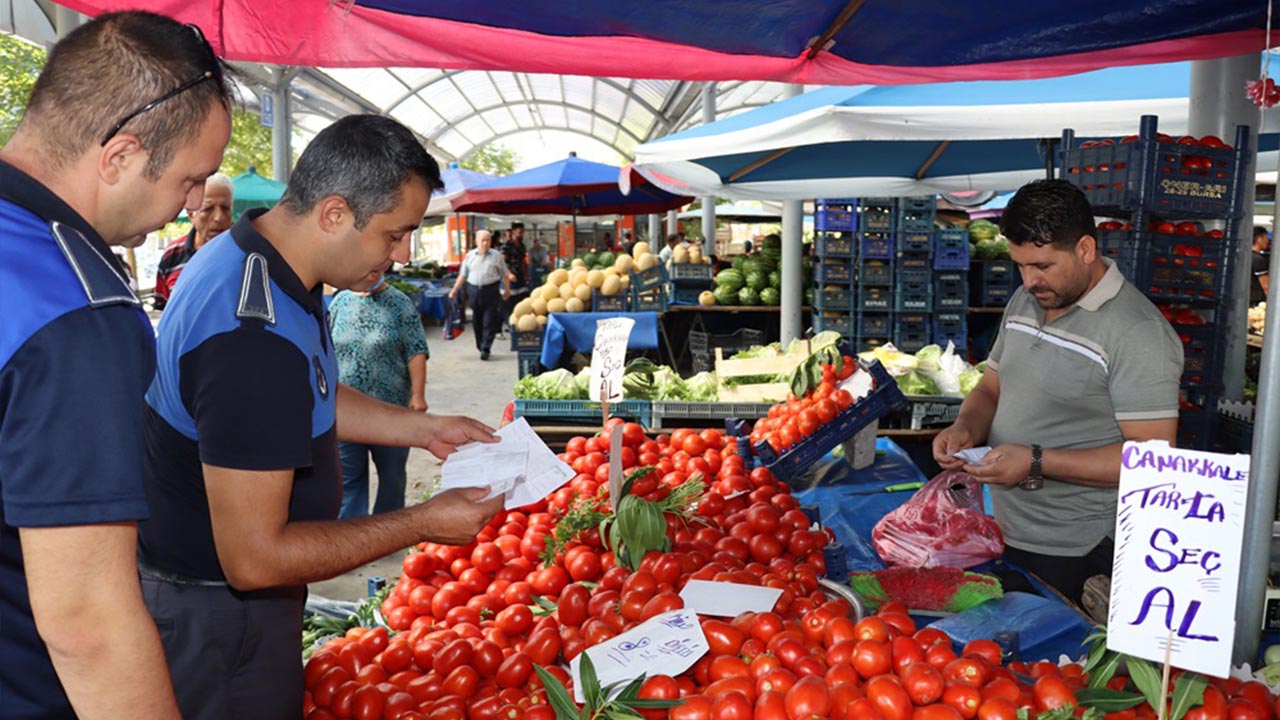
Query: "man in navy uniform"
0 12 231 719
142 114 504 718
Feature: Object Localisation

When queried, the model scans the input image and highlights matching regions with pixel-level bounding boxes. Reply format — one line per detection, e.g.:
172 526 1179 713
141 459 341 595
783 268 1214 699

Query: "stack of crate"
855 198 896 351
813 199 858 338
1059 114 1250 450
668 263 715 305
892 197 935 353
932 227 970 350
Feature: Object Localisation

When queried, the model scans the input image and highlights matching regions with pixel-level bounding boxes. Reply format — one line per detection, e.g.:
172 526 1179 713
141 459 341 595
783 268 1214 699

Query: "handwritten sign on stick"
589 317 634 403
570 609 708 703
1107 440 1250 677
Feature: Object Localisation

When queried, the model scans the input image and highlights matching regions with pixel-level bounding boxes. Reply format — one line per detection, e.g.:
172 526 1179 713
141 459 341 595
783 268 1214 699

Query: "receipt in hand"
949 446 993 465
438 418 575 509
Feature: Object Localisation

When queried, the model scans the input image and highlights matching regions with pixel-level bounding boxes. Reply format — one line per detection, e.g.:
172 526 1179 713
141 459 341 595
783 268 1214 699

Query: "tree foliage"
0 34 46 146
461 142 519 176
219 108 274 178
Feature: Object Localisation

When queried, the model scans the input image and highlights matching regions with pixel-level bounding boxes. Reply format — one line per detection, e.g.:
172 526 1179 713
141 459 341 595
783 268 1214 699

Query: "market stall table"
793 438 1094 662
539 311 673 369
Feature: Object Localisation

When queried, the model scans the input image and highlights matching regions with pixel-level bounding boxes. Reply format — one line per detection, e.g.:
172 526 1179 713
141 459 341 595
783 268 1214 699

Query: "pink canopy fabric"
59 0 1268 85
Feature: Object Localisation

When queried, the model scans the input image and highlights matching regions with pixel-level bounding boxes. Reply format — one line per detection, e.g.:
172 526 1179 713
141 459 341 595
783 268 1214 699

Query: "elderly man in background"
450 229 510 360
153 172 233 309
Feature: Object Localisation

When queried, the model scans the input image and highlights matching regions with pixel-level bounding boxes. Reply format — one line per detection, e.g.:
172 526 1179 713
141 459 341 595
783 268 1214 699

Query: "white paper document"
571 609 709 703
678 580 784 617
949 446 993 465
438 418 575 509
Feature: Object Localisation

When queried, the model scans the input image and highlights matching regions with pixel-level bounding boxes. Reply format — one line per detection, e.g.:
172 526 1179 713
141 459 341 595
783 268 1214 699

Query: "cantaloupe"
614 255 634 274
514 298 533 317
565 297 585 313
636 253 658 271
516 314 538 332
536 315 547 327
531 297 548 315
619 274 631 288
699 291 716 306
547 298 567 313
632 242 650 257
689 246 703 264
600 275 623 296
569 269 588 287
548 268 569 287
570 259 586 269
559 283 575 300
574 284 593 303
672 246 690 264
602 267 619 278
586 269 605 288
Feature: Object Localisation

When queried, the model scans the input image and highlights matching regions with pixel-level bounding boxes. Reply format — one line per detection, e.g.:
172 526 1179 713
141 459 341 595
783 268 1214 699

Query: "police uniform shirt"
0 160 154 718
141 210 341 582
461 247 508 287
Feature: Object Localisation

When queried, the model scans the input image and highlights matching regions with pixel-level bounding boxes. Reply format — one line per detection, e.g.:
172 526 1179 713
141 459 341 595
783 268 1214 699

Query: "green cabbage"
684 372 719 402
959 367 983 396
513 368 580 400
896 369 940 396
914 344 943 372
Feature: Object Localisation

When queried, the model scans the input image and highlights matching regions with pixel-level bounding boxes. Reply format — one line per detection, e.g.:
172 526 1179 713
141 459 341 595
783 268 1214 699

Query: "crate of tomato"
745 355 906 482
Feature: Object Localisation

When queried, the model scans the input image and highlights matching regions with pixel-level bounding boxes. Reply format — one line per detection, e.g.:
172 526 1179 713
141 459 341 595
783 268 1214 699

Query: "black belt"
138 557 229 588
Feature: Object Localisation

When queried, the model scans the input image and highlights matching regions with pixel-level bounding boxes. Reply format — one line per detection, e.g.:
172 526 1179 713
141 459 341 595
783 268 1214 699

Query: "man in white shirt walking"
449 229 511 359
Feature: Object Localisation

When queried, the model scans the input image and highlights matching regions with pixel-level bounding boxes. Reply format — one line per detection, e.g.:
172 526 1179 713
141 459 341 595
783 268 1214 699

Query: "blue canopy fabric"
451 155 689 216
634 61 1280 200
540 311 660 369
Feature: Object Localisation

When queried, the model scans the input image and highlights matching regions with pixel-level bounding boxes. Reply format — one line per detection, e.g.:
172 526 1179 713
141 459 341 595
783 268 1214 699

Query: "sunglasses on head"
99 23 222 147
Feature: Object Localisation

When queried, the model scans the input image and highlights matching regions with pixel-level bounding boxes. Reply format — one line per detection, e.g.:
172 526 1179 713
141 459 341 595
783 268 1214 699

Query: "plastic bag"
871 469 1004 568
443 298 466 340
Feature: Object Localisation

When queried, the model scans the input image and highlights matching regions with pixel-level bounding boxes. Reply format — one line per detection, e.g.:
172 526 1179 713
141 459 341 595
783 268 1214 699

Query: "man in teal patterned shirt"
329 269 430 517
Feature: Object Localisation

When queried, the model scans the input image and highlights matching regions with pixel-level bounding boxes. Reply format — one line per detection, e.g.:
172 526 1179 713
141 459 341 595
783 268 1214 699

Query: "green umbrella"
230 166 286 219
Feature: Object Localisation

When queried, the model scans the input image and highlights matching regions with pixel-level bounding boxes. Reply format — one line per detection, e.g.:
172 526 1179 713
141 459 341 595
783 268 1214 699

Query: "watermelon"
715 269 745 291
745 270 767 291
768 270 781 289
738 287 760 305
761 234 782 250
714 285 740 306
759 287 780 305
731 255 747 272
596 251 615 267
581 252 598 267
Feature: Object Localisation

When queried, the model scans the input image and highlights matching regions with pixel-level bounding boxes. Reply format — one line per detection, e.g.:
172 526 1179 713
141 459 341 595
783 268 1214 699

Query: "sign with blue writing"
260 92 274 129
589 317 634 403
570 609 708 703
1107 440 1250 676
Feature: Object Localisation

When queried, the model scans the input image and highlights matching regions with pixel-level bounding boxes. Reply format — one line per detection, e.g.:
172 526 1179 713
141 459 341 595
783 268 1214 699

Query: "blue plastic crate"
897 252 932 273
933 312 968 349
897 197 936 232
630 265 668 292
631 285 668 312
815 259 854 284
514 398 653 428
517 351 542 378
1177 408 1216 451
859 285 894 312
856 336 892 353
1140 234 1228 303
1093 229 1142 281
1061 115 1250 219
592 289 629 312
894 313 931 353
814 312 855 338
815 207 858 232
934 272 968 310
511 328 545 352
1174 324 1220 393
858 232 894 260
815 233 857 258
858 259 894 285
859 200 897 232
753 359 907 481
815 286 854 311
895 270 933 312
670 286 710 305
856 312 893 338
669 263 716 283
898 229 933 254
977 261 1020 307
934 229 971 270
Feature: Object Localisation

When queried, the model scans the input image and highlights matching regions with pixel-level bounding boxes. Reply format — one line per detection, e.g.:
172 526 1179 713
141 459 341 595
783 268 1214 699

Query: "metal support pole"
701 83 717 258
648 214 662 244
1194 55 1270 667
271 69 296 184
53 6 81 44
667 210 679 236
780 84 805 346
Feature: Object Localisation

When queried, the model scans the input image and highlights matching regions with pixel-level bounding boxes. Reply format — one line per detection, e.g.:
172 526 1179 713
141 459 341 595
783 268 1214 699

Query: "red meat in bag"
871 470 1004 568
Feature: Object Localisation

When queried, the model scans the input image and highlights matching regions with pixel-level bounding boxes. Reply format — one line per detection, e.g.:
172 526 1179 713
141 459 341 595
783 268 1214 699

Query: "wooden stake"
1158 629 1174 720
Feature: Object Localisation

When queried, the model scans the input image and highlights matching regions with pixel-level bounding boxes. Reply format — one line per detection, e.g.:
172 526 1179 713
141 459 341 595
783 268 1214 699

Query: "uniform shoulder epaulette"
50 221 139 309
237 252 276 324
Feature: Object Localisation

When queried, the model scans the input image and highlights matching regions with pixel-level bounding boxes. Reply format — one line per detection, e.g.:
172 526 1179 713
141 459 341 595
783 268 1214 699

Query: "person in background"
329 269 430 519
1251 225 1270 307
503 222 530 323
142 114 502 718
621 229 635 255
528 235 550 282
0 11 232 718
658 232 680 264
743 240 754 255
450 229 510 360
932 179 1181 615
153 172 233 309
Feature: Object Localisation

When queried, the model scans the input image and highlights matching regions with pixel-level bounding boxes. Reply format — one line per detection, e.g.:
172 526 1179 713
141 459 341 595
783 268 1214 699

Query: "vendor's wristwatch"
1021 444 1044 491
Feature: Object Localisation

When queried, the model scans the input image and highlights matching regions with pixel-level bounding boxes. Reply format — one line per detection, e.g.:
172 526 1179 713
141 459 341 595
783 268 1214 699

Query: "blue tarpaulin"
540 311 660 369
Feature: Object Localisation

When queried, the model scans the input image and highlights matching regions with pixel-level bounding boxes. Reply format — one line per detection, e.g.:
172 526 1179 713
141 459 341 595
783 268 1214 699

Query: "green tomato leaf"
535 664 581 720
580 652 603 710
1088 651 1123 690
1125 657 1163 713
1075 688 1148 712
1169 673 1208 720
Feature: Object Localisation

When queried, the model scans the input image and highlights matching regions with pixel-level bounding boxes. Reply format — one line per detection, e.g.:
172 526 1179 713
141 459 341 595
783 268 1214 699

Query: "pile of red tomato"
748 360 858 456
1095 220 1224 241
300 420 1280 720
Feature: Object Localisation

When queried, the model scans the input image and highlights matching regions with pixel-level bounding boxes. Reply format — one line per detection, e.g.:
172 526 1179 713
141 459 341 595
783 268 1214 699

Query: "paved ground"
308 319 518 602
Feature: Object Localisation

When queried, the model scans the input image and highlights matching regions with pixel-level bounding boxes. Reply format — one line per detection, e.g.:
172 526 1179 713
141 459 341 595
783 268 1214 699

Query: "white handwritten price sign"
570 609 708 703
1107 440 1250 677
589 317 635 403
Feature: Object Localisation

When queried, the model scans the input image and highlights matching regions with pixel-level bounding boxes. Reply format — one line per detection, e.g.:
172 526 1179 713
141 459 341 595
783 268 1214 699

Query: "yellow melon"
565 297 585 313
586 269 605 288
570 258 586 269
632 241 650 257
689 246 703 264
548 268 569 287
699 291 716 306
601 275 623 296
547 298 567 314
535 315 548 327
636 253 658 271
574 284 593 303
559 283 575 300
531 297 548 315
516 314 538 332
619 274 631 288
569 269 589 287
672 246 690 264
514 298 534 317
614 255 634 275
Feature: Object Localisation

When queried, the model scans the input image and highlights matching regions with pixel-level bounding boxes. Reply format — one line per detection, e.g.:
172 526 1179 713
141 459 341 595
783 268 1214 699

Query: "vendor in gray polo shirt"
933 179 1183 608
